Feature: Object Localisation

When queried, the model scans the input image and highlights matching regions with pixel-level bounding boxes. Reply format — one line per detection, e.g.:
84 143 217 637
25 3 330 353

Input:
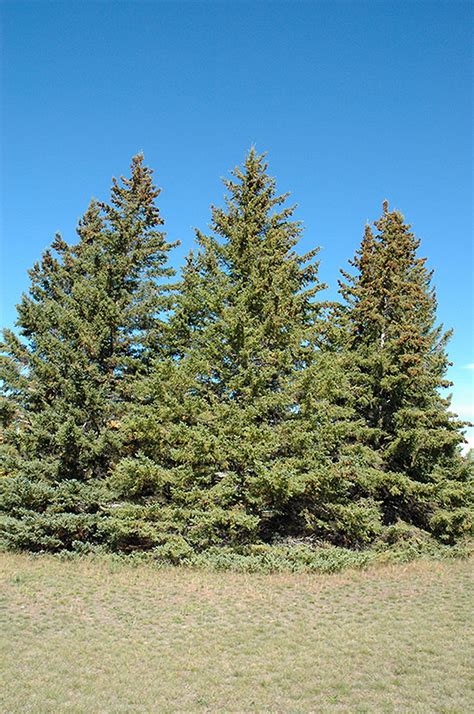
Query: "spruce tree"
339 202 472 542
108 150 379 556
0 155 176 551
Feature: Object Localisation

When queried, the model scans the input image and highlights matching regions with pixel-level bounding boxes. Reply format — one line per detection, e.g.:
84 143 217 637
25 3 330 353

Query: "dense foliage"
0 156 176 550
1 152 472 559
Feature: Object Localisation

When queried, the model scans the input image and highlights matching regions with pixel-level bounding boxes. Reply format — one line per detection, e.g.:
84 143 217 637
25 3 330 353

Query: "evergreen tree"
339 202 472 541
107 150 379 556
0 155 176 551
2 153 469 559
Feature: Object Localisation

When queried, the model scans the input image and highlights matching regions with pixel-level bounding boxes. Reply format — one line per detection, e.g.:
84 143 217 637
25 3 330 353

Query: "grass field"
1 553 473 713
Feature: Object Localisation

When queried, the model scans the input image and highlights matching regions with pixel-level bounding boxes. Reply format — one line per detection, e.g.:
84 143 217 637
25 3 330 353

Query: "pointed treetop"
107 153 163 227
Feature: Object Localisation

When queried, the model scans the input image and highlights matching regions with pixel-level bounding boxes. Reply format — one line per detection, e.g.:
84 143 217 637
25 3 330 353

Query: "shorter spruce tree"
339 202 473 542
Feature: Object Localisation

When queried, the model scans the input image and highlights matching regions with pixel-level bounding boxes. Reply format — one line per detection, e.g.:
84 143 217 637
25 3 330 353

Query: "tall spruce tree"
107 150 380 556
0 155 176 551
339 203 472 542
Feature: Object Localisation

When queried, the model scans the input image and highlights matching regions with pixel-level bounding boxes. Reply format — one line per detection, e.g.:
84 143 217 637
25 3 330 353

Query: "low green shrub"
27 531 471 575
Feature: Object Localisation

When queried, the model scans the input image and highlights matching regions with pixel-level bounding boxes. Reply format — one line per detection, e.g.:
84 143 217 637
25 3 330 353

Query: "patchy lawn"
1 553 473 712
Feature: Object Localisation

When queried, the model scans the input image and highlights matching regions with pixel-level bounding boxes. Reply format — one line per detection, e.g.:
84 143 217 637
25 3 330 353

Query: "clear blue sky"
1 0 473 443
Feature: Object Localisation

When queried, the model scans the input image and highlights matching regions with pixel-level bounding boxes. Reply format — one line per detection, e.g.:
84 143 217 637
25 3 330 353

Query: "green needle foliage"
107 150 383 556
0 153 471 561
339 202 473 542
0 155 176 551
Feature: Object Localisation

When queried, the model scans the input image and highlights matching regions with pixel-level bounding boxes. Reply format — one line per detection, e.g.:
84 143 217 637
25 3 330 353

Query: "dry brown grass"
1 553 473 712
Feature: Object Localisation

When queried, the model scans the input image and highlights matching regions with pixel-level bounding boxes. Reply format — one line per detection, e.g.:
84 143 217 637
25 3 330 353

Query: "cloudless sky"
1 0 473 444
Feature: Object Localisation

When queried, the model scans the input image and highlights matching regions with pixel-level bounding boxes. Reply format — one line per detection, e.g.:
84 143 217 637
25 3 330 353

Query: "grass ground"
1 553 473 713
